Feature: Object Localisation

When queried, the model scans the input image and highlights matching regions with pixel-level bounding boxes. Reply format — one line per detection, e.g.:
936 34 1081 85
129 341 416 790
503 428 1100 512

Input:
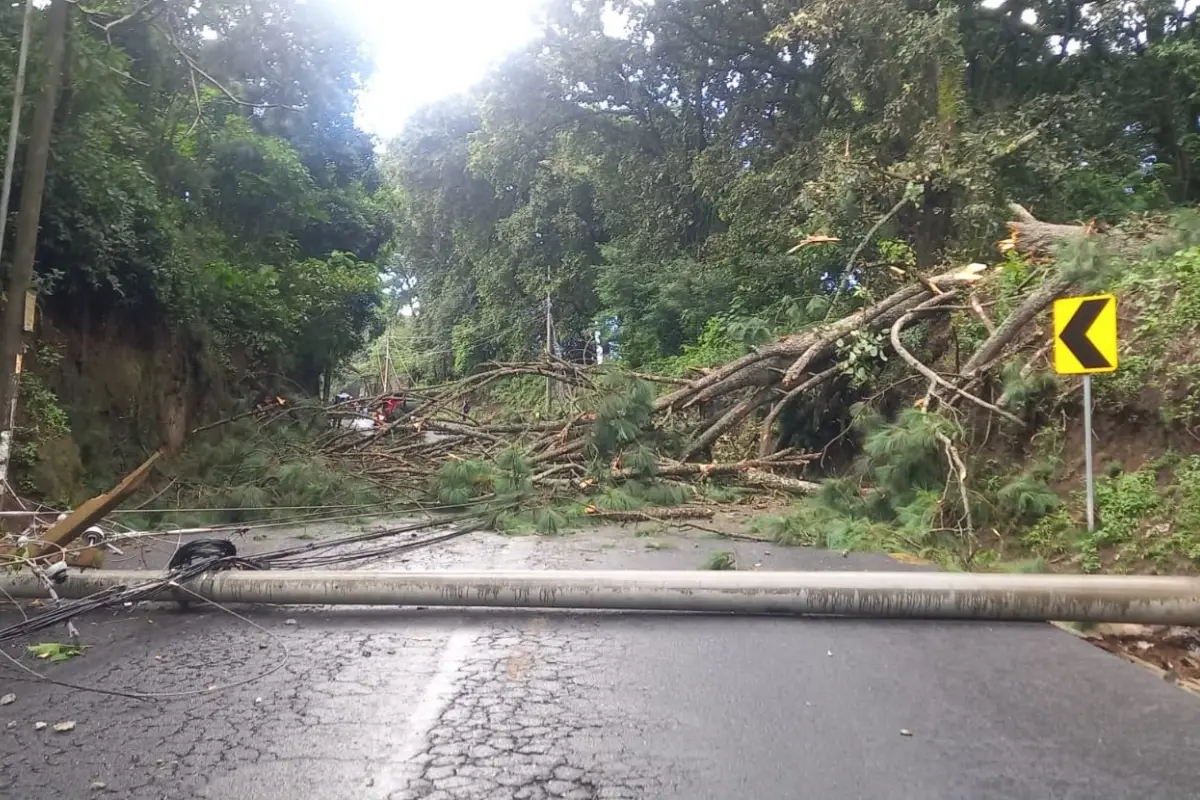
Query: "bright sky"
344 0 549 144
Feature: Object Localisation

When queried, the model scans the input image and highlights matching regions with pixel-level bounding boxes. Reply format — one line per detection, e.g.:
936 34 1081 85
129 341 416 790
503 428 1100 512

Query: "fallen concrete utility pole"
5 569 1200 624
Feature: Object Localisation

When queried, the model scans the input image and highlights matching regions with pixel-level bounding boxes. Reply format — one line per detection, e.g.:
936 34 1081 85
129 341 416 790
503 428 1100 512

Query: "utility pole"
544 264 554 414
8 568 1200 626
381 326 390 395
0 0 70 493
0 0 36 259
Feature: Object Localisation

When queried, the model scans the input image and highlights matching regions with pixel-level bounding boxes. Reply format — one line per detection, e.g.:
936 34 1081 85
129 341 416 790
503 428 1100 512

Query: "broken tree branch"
756 365 841 458
890 298 1024 426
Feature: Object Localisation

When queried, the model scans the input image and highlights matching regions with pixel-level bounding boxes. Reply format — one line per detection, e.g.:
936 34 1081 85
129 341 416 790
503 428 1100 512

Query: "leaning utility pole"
0 0 71 485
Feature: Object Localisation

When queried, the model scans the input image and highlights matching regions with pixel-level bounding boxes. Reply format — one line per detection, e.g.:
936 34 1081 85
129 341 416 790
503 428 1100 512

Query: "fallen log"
582 507 716 522
736 469 821 495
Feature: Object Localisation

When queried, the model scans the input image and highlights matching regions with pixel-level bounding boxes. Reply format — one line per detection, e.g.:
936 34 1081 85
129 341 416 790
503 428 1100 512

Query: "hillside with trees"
373 0 1200 571
0 0 391 501
5 0 1200 574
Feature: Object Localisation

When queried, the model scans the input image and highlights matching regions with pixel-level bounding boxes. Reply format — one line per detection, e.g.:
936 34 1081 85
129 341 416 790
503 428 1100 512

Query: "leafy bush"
752 407 1062 565
1093 468 1158 544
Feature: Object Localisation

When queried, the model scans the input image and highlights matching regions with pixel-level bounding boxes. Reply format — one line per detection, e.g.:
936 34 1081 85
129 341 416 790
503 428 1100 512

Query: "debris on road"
52 720 76 733
1082 624 1200 694
0 517 473 645
0 692 14 705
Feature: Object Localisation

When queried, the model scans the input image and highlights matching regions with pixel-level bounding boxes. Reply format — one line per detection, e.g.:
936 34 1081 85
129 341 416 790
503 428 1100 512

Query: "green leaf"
26 643 87 663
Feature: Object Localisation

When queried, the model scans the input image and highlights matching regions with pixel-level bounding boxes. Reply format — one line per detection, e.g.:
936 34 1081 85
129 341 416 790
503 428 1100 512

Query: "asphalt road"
2 525 1200 799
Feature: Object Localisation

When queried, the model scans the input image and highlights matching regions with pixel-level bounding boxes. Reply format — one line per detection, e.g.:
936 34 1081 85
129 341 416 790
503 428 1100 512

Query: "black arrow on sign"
1059 298 1110 370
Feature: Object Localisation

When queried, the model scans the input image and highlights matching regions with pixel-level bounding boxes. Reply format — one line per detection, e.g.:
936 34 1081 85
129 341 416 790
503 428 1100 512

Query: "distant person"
332 392 352 428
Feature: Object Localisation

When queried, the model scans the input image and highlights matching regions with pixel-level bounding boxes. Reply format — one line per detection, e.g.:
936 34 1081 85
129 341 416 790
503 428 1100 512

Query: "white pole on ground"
6 569 1200 625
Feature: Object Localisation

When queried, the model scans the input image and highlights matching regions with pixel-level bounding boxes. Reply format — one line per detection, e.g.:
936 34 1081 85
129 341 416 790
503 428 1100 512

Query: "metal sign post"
1083 374 1095 531
1052 294 1118 533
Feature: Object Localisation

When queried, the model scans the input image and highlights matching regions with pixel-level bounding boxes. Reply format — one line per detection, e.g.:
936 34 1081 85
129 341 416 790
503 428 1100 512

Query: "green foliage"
695 483 750 504
592 486 647 512
1093 469 1159 545
1018 456 1200 573
147 416 383 528
428 446 544 531
1001 558 1050 574
860 408 955 498
649 316 743 376
749 501 899 553
431 459 497 507
703 551 737 570
26 643 87 663
493 447 534 497
1095 246 1200 424
13 348 72 498
492 503 581 536
586 371 656 461
487 376 548 419
756 408 1063 564
2 0 391 430
995 474 1061 526
1173 456 1200 539
382 0 1200 376
835 330 889 388
998 361 1056 414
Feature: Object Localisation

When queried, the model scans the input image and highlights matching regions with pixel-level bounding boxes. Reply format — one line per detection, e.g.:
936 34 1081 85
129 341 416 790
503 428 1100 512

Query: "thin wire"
108 508 402 542
108 495 504 542
0 582 29 622
109 502 395 515
0 581 290 702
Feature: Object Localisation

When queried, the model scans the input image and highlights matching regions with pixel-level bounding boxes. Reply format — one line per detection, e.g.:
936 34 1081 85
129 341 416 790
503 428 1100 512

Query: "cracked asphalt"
3 523 1200 799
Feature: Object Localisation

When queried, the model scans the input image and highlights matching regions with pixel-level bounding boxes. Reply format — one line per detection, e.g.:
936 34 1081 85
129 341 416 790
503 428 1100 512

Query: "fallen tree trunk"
625 455 817 480
960 271 1073 380
737 469 821 495
778 264 988 388
583 507 716 522
681 384 779 461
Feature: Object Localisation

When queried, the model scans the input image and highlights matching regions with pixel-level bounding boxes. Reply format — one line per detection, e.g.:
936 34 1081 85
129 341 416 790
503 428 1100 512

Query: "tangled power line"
0 511 485 644
0 508 494 700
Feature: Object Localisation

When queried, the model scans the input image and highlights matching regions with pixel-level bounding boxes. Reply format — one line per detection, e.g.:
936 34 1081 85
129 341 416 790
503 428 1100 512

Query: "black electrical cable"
167 539 237 571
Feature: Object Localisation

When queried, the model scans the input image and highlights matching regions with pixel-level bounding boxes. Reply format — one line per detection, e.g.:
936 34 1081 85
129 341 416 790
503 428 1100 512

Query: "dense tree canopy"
386 0 1200 373
0 0 390 397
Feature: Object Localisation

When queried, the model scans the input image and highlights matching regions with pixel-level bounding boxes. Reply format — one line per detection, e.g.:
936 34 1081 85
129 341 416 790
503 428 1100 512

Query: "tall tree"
0 0 69 418
384 0 1199 372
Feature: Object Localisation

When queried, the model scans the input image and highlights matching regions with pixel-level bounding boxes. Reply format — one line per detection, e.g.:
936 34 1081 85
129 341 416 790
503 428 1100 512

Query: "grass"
1014 454 1200 574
